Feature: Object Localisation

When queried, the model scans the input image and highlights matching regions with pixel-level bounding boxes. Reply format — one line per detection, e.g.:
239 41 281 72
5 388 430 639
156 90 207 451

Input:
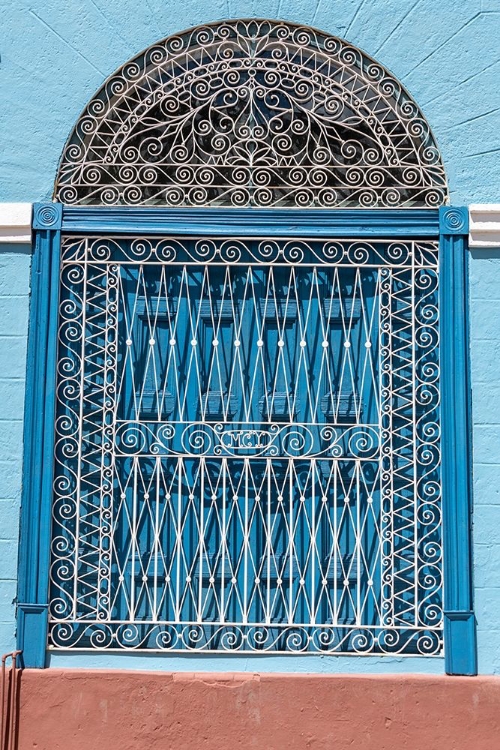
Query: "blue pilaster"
16 203 62 668
439 206 477 675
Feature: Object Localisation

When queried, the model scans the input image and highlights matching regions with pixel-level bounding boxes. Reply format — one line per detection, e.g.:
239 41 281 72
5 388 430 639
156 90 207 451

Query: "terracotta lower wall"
9 670 500 750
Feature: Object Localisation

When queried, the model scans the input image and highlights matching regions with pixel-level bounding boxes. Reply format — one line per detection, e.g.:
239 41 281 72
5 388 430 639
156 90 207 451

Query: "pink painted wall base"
11 670 500 749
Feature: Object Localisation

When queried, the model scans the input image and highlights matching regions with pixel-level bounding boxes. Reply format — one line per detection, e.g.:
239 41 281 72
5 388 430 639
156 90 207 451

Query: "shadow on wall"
470 250 500 261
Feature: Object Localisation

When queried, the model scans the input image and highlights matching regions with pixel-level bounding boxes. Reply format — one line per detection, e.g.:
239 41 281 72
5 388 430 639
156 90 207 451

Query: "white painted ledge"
0 202 499 247
469 204 500 248
0 203 32 243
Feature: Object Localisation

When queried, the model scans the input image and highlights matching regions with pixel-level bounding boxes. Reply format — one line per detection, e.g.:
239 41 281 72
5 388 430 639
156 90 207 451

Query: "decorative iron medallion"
55 19 448 208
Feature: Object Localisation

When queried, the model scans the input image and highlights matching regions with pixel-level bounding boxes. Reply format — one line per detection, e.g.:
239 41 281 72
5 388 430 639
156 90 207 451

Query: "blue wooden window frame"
16 203 476 673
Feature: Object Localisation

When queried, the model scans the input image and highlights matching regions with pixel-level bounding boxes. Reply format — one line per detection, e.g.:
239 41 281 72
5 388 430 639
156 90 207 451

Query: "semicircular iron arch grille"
55 19 448 208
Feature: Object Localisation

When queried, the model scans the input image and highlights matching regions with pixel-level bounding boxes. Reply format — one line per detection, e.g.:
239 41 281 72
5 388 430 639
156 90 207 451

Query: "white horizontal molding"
1 203 499 247
0 203 32 243
469 204 500 248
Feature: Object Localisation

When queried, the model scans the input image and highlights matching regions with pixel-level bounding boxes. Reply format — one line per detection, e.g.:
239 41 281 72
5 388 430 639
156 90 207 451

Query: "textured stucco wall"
0 0 499 673
13 671 500 750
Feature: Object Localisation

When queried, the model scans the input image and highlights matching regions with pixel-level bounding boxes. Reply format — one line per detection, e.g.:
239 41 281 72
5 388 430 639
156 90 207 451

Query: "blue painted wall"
1 0 499 673
2 0 500 206
0 249 31 654
469 249 500 674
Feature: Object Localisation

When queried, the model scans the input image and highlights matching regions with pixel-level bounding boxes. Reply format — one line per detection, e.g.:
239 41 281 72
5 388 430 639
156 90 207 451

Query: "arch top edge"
54 18 448 210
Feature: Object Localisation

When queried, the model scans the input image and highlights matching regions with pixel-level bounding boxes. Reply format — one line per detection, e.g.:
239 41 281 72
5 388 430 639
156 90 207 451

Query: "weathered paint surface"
1 0 500 674
13 671 500 750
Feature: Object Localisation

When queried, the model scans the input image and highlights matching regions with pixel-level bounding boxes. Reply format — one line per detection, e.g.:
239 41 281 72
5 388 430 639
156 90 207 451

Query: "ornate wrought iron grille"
54 19 448 209
49 234 442 654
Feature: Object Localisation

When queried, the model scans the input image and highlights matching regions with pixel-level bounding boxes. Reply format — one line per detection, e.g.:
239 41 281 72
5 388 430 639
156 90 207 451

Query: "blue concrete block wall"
470 249 500 674
1 0 499 672
0 250 31 654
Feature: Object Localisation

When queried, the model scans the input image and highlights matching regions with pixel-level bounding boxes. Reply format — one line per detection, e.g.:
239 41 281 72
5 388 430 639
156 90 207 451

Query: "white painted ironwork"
55 19 448 208
49 235 442 654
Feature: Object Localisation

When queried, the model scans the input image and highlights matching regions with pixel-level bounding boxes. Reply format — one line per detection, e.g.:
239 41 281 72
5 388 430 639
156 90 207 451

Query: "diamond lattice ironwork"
49 235 442 654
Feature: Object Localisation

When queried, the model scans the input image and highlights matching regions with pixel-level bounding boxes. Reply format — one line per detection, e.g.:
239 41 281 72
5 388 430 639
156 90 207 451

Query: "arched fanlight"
55 19 448 208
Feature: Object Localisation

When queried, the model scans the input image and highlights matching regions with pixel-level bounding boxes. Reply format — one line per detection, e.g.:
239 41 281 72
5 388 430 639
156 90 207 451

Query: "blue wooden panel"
113 253 381 632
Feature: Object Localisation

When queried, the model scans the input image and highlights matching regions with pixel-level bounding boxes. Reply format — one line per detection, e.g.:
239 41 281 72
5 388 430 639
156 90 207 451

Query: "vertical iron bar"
412 243 418 626
221 458 227 622
73 248 87 621
175 458 182 623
